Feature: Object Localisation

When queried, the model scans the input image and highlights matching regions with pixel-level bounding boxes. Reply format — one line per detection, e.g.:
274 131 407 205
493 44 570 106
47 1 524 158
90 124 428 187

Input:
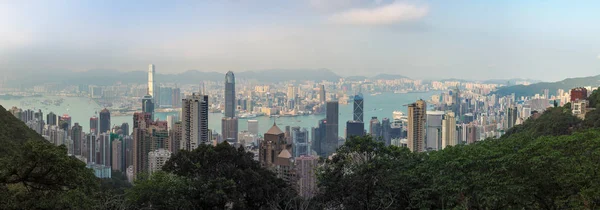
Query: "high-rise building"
221 117 238 143
90 116 98 135
425 111 444 151
346 120 364 139
570 87 588 102
112 140 123 171
166 115 178 130
259 123 294 183
169 122 182 154
181 93 209 151
407 100 426 152
225 71 236 118
148 149 172 175
353 94 364 122
369 117 381 140
72 123 83 156
85 133 97 164
99 108 111 134
296 155 319 198
319 85 326 104
312 119 327 156
47 112 57 126
507 107 518 129
148 64 155 97
324 101 339 156
97 132 111 167
172 88 182 108
441 112 457 149
121 122 129 136
382 118 391 145
58 114 72 131
248 120 259 135
292 127 309 157
132 126 149 178
142 95 155 120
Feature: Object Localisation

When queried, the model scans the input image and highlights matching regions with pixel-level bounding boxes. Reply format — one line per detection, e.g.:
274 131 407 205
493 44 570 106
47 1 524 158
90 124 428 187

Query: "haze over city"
2 0 600 80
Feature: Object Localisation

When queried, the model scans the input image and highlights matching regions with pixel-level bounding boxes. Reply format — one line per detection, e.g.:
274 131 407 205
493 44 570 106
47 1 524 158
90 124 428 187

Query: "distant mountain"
6 69 341 87
482 78 542 85
491 75 600 97
371 74 409 80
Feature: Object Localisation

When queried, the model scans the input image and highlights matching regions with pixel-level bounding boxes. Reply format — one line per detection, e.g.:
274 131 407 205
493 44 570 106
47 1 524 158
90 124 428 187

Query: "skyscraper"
319 84 326 104
47 112 57 126
324 101 339 156
312 119 327 156
382 118 391 145
425 111 444 151
99 108 111 134
441 112 457 149
90 116 98 135
148 64 155 97
292 127 309 157
353 94 364 122
72 123 83 156
142 95 155 120
121 122 129 136
224 71 236 118
346 120 364 139
181 93 209 151
369 117 381 140
296 155 319 198
407 100 426 152
222 71 238 143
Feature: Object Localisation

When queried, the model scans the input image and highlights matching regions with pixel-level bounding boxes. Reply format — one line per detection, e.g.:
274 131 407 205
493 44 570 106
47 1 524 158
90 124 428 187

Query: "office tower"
507 107 518 129
112 140 123 171
292 127 309 157
407 100 426 152
225 71 236 118
319 84 326 104
389 118 405 141
123 135 134 171
369 117 381 140
169 122 182 154
382 118 391 145
248 120 259 135
148 64 155 97
21 109 34 122
312 119 327 156
47 112 57 126
441 112 457 149
59 114 72 131
181 93 209 151
97 132 111 167
72 123 83 156
90 116 98 135
132 126 149 178
324 101 339 156
346 120 365 139
172 88 181 108
142 95 155 120
353 94 364 122
34 109 43 121
149 121 169 152
121 122 129 136
86 133 97 164
425 111 444 151
99 108 111 134
221 118 238 143
148 149 172 174
287 85 296 101
296 155 319 198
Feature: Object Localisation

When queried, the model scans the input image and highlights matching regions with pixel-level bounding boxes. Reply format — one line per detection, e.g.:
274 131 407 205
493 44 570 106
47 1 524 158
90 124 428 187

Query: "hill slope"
492 74 600 97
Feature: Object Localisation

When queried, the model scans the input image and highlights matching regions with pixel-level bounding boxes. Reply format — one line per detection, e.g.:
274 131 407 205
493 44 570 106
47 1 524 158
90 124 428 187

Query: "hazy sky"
1 0 599 81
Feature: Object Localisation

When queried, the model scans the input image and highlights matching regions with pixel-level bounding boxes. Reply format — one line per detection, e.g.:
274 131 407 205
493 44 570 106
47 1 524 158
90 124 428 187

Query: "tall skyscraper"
369 117 381 140
291 127 309 157
181 93 209 151
312 119 326 156
169 122 182 154
222 71 238 143
99 108 111 134
425 111 444 151
142 95 155 121
112 140 123 172
72 123 83 156
225 71 236 118
319 84 326 104
148 64 155 97
441 112 457 149
121 122 129 136
46 112 57 126
353 94 364 122
382 118 391 145
407 100 426 152
90 116 98 135
296 155 319 198
346 120 365 139
324 101 339 156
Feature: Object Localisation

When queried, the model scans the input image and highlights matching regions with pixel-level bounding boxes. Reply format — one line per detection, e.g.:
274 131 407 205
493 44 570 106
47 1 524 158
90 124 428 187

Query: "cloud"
328 2 428 25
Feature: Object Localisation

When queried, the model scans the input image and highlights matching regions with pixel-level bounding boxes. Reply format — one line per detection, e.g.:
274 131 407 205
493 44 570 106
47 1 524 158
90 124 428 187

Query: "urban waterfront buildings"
99 108 111 134
47 112 57 126
353 94 364 122
142 95 155 120
324 101 339 157
148 64 155 97
222 71 238 143
425 111 444 151
441 112 457 149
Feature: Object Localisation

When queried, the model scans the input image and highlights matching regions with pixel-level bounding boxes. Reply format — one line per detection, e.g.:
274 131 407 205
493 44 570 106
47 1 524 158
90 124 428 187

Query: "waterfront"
0 91 440 137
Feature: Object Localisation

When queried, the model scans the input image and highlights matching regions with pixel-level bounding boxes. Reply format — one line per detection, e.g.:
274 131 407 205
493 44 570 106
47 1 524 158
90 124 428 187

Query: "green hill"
492 74 600 97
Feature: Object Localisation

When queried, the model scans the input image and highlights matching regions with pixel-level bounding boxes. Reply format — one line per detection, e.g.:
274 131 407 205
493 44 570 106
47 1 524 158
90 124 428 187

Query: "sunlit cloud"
328 2 428 25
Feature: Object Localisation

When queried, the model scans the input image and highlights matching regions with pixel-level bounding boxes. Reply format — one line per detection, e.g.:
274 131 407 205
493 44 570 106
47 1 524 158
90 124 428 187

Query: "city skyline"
1 1 600 81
